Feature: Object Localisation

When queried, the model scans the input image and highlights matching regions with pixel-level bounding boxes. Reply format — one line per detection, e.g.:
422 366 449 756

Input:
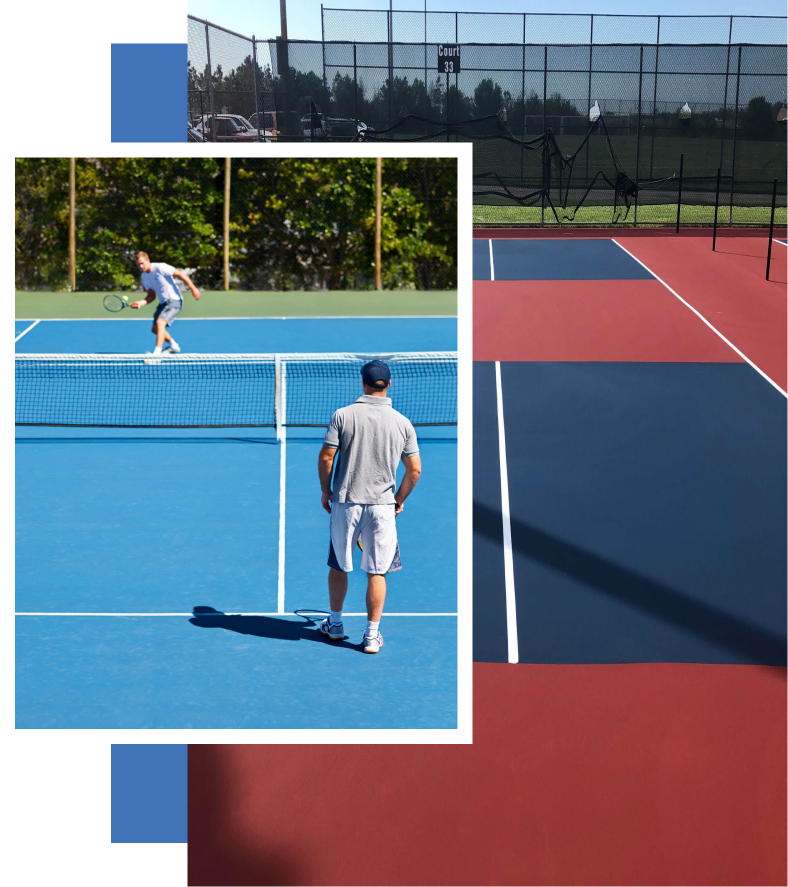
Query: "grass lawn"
473 203 788 227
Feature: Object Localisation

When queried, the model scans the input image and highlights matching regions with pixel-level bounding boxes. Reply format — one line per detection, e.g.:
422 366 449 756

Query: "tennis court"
15 298 458 730
475 229 786 664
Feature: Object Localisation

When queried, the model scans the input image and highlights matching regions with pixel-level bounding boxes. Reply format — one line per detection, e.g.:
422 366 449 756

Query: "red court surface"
615 233 787 390
188 664 786 887
474 279 742 363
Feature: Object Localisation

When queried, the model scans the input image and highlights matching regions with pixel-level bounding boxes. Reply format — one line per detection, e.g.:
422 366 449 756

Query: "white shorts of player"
328 503 402 574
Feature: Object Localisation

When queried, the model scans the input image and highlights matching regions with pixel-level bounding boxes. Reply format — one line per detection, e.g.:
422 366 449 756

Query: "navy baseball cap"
361 359 391 388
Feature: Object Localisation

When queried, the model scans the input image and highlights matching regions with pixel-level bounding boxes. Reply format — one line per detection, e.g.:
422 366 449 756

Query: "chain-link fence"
187 15 786 225
322 9 787 46
15 158 457 292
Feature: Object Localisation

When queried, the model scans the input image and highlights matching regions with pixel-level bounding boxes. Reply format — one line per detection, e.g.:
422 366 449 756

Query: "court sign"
437 44 460 74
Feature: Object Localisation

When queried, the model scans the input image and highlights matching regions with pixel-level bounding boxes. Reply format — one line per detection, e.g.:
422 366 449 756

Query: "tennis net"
15 352 457 427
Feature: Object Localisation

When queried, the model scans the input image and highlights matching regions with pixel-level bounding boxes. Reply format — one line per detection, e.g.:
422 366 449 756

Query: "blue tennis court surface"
472 238 655 280
16 314 458 729
16 427 457 729
14 317 457 353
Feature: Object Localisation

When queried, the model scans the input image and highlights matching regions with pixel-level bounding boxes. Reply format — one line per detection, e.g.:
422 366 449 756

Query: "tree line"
15 158 457 292
189 53 786 143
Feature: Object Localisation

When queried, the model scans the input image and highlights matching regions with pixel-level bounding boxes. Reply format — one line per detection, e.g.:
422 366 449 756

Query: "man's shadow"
189 606 362 652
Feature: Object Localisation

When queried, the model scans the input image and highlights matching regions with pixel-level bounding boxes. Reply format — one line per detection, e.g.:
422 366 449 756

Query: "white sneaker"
167 342 181 353
362 631 383 653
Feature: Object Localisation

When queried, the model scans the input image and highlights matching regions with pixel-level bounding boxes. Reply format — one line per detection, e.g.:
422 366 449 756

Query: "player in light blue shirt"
130 251 201 355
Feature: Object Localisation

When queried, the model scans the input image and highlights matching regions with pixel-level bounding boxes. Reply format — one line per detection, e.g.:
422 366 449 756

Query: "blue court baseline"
15 317 457 354
473 238 655 280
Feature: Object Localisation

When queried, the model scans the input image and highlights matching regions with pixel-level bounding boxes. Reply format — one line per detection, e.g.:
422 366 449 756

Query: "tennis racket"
103 293 131 313
357 539 363 552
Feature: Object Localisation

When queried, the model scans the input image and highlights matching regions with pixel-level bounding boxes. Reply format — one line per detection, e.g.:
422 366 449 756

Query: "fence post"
252 37 261 140
712 167 721 250
454 11 459 141
676 153 684 233
585 17 594 181
649 16 660 178
542 45 547 225
718 43 731 182
321 6 327 111
387 4 393 130
353 43 358 130
424 15 427 120
634 46 643 226
205 23 216 140
728 44 742 225
520 15 526 179
446 71 450 142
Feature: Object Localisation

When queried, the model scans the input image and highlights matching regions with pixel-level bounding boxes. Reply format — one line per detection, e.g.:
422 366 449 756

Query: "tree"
473 78 504 118
741 96 780 140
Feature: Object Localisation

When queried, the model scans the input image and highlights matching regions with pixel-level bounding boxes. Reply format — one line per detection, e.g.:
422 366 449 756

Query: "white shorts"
328 503 402 574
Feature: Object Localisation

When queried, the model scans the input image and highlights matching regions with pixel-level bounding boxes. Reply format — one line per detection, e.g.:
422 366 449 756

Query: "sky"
188 0 788 44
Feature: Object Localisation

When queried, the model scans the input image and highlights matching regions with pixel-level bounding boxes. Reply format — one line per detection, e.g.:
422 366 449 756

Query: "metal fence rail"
321 8 787 46
187 15 787 224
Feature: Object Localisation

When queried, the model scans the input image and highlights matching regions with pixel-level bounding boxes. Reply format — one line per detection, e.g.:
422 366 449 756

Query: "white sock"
153 346 162 355
169 340 178 349
330 610 343 626
365 620 380 637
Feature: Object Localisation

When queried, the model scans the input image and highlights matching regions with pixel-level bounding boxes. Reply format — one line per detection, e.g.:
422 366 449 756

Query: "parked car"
248 110 304 139
301 109 329 140
191 114 264 142
300 111 368 140
187 122 206 142
327 118 368 139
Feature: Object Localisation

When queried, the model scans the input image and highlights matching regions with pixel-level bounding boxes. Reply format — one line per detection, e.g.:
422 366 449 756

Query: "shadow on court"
474 501 787 668
189 607 364 653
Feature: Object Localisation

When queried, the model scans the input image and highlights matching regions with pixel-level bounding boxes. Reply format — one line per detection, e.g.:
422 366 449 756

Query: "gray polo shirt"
323 395 419 504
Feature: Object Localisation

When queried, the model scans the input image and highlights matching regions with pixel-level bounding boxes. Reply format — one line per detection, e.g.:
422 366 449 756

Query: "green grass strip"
15 290 458 320
473 204 788 226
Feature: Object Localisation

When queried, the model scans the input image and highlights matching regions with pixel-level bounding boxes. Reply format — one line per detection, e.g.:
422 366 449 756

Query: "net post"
712 167 721 251
766 178 777 281
676 153 684 234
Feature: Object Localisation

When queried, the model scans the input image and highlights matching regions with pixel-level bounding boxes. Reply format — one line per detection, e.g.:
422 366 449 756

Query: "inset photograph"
15 155 460 730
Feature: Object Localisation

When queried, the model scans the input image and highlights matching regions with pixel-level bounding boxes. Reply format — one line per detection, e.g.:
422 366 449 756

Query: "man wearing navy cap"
317 359 422 653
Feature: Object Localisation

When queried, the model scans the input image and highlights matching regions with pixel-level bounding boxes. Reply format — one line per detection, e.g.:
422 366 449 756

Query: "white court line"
15 612 458 617
13 315 457 321
488 239 495 281
495 361 519 664
775 240 787 247
278 427 287 614
15 319 40 342
612 239 787 398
